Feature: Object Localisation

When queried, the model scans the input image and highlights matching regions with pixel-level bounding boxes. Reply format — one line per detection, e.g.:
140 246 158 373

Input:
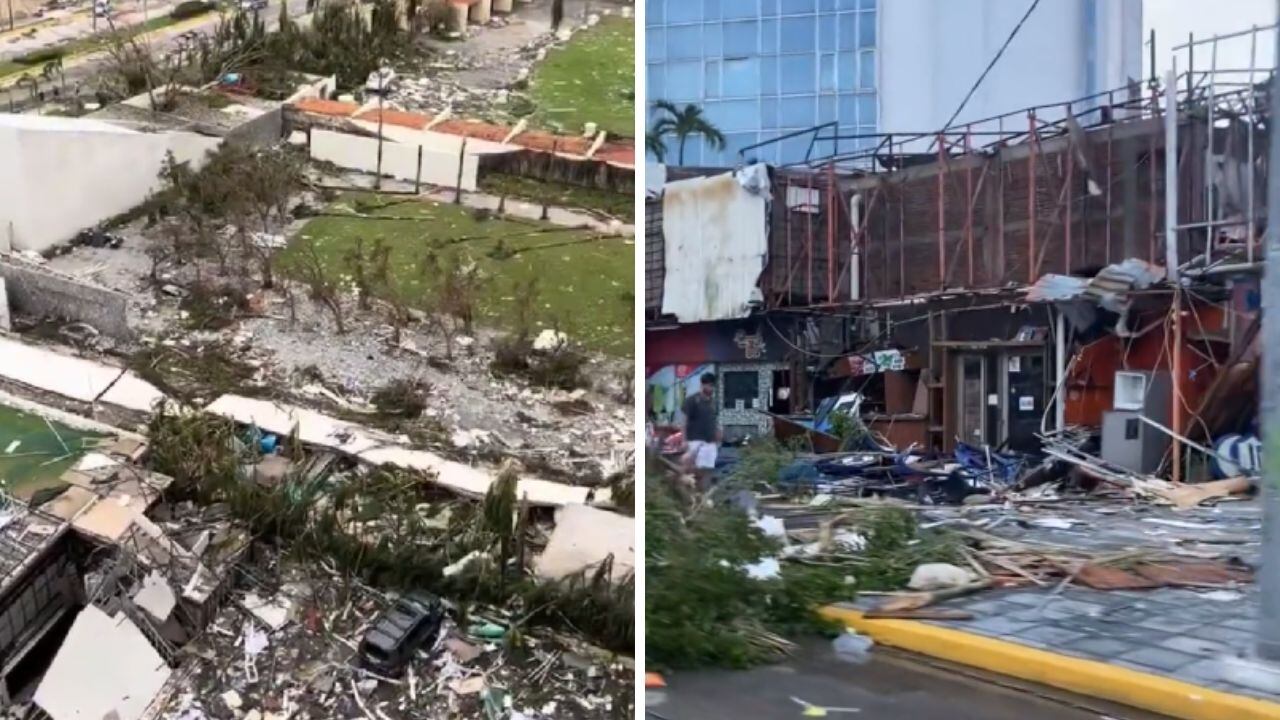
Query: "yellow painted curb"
821 605 1280 720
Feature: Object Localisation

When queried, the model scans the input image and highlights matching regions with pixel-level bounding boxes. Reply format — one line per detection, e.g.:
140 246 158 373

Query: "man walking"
681 373 721 485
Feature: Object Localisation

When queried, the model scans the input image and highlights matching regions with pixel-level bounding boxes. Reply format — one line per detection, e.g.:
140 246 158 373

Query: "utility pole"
1259 0 1280 663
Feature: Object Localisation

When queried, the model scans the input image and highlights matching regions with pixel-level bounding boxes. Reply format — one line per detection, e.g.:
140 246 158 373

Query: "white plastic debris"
443 550 484 578
752 514 786 539
532 329 568 352
743 557 781 581
907 563 976 591
221 690 243 710
832 629 874 664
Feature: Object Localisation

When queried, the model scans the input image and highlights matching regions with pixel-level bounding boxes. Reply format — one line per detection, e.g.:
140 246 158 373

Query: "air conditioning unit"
1113 371 1149 411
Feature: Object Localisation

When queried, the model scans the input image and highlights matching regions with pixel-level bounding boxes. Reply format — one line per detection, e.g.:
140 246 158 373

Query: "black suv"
358 593 445 676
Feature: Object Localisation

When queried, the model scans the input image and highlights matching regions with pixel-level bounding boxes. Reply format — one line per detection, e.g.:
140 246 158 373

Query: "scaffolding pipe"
1206 37 1219 266
965 130 975 285
938 133 946 289
827 162 836 302
1028 112 1038 283
1165 69 1184 486
1249 25 1259 264
1106 126 1113 263
1259 0 1280 661
1065 107 1074 271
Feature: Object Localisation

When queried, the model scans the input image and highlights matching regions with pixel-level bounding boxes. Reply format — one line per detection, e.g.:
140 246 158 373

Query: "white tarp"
204 395 598 507
661 165 769 323
35 606 171 720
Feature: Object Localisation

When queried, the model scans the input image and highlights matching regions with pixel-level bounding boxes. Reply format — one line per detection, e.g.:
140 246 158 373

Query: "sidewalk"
815 499 1280 720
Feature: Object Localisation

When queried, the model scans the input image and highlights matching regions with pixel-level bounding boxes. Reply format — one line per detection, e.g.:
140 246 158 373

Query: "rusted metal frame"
965 129 975 286
943 155 992 287
1105 125 1113 264
781 178 796 309
833 184 883 305
1065 129 1075 272
898 184 906 298
1027 111 1038 284
1030 153 1074 281
807 173 815 305
826 162 837 303
937 132 947 290
1149 86 1159 264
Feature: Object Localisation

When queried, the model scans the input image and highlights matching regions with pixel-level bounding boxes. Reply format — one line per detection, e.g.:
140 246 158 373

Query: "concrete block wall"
0 261 133 341
309 128 479 190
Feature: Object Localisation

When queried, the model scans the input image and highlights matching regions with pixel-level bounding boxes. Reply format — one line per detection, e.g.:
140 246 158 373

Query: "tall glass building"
646 0 879 167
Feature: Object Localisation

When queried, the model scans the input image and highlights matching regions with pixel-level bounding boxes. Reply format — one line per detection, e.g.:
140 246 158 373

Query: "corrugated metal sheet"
661 167 769 323
1026 258 1164 313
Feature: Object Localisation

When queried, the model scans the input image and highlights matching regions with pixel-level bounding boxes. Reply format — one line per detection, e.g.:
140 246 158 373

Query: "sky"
1145 0 1276 81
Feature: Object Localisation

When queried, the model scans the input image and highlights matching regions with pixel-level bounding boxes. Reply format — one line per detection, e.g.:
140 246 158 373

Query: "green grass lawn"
283 195 634 356
529 15 634 138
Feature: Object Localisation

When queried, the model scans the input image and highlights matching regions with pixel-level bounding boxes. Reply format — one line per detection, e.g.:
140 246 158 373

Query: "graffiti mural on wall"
646 364 714 425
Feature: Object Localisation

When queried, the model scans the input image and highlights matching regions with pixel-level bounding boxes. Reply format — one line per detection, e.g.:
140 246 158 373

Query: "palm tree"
649 100 726 165
645 131 667 163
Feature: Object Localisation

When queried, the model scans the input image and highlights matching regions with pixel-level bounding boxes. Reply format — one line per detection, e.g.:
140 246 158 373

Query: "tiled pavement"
835 498 1276 703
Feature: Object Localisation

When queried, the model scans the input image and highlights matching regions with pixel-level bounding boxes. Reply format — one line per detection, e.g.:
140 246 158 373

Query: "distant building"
646 0 1142 166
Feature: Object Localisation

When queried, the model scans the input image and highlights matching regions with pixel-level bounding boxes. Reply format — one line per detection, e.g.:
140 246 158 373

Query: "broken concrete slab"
133 570 177 623
205 394 601 507
34 605 172 720
0 335 164 412
534 504 634 582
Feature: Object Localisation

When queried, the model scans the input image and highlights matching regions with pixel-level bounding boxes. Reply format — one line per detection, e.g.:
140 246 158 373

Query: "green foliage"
722 439 795 491
144 410 633 652
14 48 66 66
194 0 407 89
646 464 961 670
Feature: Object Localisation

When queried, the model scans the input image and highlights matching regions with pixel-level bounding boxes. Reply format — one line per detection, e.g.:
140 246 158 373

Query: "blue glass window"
781 95 816 127
647 0 664 24
780 55 816 93
724 58 760 97
857 94 876 126
667 25 702 58
647 28 666 62
648 64 666 102
667 0 702 23
838 52 856 90
761 56 779 95
725 0 759 19
819 16 836 51
858 9 875 48
859 0 875 9
780 16 815 53
781 0 816 12
724 21 759 56
818 94 836 122
705 60 721 98
838 11 857 50
665 61 702 100
762 97 780 128
859 50 875 89
715 100 759 132
761 19 779 52
819 53 836 92
703 0 721 21
839 93 860 125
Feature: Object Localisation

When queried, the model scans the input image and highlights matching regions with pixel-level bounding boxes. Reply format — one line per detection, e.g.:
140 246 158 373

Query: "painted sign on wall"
646 364 714 426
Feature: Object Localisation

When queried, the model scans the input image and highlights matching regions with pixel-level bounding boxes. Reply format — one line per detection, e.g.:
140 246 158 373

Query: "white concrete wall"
0 115 221 253
879 0 1142 137
310 128 480 190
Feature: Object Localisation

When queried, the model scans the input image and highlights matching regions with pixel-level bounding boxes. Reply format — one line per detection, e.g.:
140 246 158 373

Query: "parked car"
357 593 444 676
238 0 266 11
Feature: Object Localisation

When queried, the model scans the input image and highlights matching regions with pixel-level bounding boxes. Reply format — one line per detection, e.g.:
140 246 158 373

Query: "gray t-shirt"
683 393 717 443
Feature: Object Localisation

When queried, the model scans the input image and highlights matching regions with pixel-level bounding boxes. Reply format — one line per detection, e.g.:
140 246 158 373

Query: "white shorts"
685 440 718 470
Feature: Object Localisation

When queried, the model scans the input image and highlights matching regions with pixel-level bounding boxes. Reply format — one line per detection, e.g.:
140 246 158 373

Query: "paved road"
649 639 1172 720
